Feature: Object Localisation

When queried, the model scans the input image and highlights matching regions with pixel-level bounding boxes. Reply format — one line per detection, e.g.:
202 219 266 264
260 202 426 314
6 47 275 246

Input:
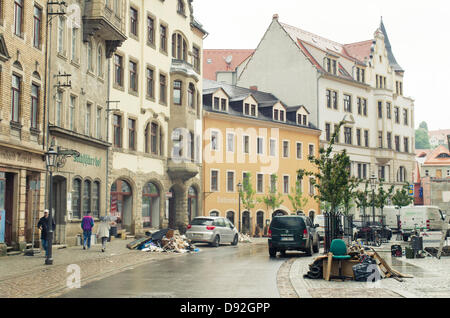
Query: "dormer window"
298 114 308 126
274 109 278 121
177 0 185 15
280 110 284 121
355 67 365 83
213 97 220 110
212 92 228 112
244 103 257 117
325 57 337 75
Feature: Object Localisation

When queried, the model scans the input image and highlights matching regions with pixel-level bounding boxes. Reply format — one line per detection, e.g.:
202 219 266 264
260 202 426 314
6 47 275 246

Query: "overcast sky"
194 0 450 132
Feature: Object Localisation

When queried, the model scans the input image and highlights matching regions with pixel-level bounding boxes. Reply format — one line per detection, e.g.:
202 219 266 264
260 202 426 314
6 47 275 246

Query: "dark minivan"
268 215 320 257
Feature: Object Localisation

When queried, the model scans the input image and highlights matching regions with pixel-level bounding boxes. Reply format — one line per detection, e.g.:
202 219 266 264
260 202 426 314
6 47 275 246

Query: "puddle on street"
377 252 433 278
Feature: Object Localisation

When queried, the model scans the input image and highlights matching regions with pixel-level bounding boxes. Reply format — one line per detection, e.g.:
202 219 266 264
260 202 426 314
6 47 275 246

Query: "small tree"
392 183 414 227
374 179 395 225
341 177 359 216
261 174 284 217
239 173 257 234
288 179 309 215
355 180 370 222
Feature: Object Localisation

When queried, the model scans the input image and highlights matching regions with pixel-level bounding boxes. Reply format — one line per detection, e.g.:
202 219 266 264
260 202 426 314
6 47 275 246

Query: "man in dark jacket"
37 209 56 257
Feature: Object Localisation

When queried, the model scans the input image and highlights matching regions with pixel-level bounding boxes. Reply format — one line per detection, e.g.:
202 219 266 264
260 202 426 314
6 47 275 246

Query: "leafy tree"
355 181 370 220
418 121 428 131
392 183 414 211
261 174 284 216
341 177 359 216
239 173 257 234
415 128 431 149
374 179 395 223
297 119 352 216
288 179 309 214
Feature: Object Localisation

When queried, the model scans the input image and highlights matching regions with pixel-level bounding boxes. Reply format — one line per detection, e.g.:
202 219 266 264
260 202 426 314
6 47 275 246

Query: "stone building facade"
0 0 47 250
46 0 126 246
237 16 416 217
107 0 206 235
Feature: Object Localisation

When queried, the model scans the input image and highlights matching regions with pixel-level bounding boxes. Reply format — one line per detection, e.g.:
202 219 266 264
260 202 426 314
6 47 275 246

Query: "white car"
186 216 239 247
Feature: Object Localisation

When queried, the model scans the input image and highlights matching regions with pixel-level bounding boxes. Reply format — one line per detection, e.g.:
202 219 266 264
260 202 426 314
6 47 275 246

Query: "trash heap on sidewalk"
239 233 252 243
126 229 200 254
304 242 413 282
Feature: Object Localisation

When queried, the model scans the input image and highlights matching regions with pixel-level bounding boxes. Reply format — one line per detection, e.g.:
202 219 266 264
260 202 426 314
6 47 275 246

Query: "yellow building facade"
202 80 320 235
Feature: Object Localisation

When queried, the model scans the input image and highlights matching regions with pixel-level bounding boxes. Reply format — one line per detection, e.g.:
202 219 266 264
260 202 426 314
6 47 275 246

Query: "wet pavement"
61 241 286 298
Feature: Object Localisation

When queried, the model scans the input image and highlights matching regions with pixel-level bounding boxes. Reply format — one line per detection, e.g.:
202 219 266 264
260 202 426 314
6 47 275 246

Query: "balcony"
83 1 126 57
170 59 199 82
374 148 394 164
167 160 199 181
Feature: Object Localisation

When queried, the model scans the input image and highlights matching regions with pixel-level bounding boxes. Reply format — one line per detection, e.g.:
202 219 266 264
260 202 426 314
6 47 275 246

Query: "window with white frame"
270 138 276 157
211 170 219 191
257 137 264 155
296 142 302 159
227 133 234 152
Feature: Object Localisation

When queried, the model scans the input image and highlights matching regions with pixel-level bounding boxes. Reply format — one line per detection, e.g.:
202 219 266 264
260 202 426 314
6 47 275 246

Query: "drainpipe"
316 72 322 135
106 58 111 217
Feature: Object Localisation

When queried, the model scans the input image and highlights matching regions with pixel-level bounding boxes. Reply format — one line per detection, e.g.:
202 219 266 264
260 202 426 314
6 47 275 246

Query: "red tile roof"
423 145 450 165
203 49 255 81
343 40 373 62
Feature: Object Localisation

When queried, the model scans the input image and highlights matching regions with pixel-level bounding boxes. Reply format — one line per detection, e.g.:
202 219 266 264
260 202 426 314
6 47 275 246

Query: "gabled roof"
423 145 450 166
203 49 255 81
286 105 310 114
203 86 230 98
342 40 373 63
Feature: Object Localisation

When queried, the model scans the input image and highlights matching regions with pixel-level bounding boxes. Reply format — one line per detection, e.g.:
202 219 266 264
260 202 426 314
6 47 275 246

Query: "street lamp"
369 173 377 223
237 182 242 233
44 146 58 265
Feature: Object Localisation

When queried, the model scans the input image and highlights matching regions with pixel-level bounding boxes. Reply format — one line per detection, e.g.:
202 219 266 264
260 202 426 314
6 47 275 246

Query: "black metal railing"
323 212 353 253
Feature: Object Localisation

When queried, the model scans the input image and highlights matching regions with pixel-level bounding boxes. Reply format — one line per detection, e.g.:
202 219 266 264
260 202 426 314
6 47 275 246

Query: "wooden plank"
325 253 333 281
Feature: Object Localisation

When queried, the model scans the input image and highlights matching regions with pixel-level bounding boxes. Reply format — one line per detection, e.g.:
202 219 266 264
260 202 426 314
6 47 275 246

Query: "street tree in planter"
288 179 309 215
374 179 395 227
392 182 414 240
239 173 257 235
355 181 371 224
261 174 284 218
297 119 352 250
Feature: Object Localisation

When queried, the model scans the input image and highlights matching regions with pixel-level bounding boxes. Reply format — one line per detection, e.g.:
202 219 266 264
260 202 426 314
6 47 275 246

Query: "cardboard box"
323 258 360 279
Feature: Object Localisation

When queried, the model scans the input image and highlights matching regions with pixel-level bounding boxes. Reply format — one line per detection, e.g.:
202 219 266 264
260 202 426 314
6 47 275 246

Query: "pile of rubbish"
304 243 413 282
127 229 200 254
239 233 252 243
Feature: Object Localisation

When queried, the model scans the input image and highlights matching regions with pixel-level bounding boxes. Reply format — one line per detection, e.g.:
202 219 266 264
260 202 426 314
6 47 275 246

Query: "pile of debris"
127 229 200 254
304 244 413 282
239 233 252 243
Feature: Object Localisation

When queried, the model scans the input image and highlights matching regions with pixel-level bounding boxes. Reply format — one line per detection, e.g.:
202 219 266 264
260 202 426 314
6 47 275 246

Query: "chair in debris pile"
326 239 351 281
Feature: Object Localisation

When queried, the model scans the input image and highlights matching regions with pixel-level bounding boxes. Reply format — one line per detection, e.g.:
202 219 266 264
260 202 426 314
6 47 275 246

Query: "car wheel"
231 234 238 246
211 235 220 247
280 249 287 257
269 247 277 257
306 241 313 256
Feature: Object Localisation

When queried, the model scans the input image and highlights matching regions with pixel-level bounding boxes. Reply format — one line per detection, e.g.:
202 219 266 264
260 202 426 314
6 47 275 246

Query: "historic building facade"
237 16 416 217
46 0 126 246
0 0 47 249
108 0 206 234
202 79 320 235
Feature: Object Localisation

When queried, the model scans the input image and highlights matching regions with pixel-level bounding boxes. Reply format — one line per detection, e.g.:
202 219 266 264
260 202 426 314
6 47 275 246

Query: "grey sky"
194 0 450 131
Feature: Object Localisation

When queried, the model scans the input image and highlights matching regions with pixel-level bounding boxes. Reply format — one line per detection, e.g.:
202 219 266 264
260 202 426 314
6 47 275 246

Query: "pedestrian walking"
96 216 111 252
37 209 55 257
81 211 94 250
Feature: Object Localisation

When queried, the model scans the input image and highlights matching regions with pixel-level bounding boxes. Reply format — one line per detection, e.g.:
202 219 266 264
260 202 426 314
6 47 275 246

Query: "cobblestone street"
288 240 450 298
0 239 188 298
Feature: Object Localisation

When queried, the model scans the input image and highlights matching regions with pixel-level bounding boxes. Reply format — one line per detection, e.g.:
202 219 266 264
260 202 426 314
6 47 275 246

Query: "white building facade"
238 16 415 216
108 0 206 234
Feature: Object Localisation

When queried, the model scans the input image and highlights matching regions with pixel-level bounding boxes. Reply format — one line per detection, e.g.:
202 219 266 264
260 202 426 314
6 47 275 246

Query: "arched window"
142 182 160 228
171 32 187 61
397 166 406 182
188 83 195 109
226 211 235 225
210 211 219 217
97 46 103 77
72 178 81 219
83 180 91 216
87 40 93 71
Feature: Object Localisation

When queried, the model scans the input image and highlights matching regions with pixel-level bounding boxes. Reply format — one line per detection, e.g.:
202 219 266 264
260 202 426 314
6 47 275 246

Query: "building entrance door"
110 180 133 233
52 176 67 244
4 173 15 246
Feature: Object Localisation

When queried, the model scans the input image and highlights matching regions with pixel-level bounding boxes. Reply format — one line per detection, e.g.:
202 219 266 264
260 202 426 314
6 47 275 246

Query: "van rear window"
191 218 213 226
271 217 305 229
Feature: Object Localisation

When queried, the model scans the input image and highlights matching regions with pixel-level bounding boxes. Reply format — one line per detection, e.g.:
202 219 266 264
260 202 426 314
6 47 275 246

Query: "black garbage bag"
353 256 380 282
150 229 170 242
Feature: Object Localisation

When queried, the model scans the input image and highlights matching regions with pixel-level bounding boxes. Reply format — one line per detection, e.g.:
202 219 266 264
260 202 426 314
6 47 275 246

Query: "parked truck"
399 206 447 241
